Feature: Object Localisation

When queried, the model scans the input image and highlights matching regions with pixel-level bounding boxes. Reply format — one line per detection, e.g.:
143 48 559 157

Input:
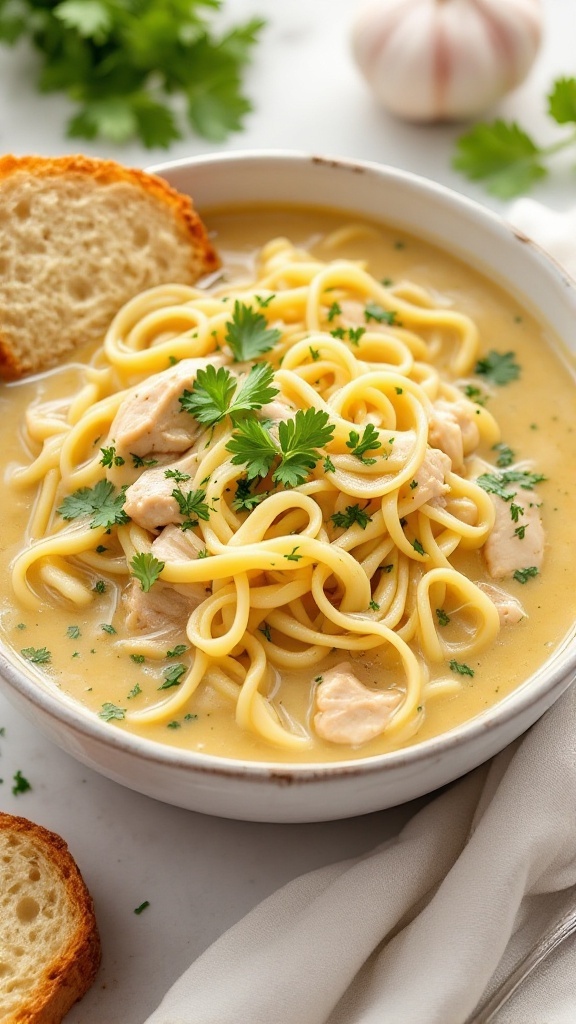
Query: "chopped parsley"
224 301 281 361
21 646 51 664
172 487 211 529
323 455 335 473
449 660 475 677
131 454 158 468
369 599 380 611
232 477 270 512
99 702 126 721
130 654 145 664
164 468 191 483
130 552 165 592
474 350 521 385
364 301 398 325
493 443 515 468
166 645 188 658
346 424 382 464
159 663 186 689
12 770 31 796
259 623 272 641
309 346 321 361
127 683 142 699
326 301 342 322
331 504 372 530
513 566 539 584
134 901 150 915
66 626 81 640
435 608 450 627
284 546 302 562
226 407 335 487
412 538 426 556
100 445 125 468
93 580 107 594
476 470 546 502
58 479 129 530
101 623 117 635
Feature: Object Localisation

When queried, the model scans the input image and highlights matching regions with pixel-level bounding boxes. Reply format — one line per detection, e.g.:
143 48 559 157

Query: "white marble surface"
0 1 575 1020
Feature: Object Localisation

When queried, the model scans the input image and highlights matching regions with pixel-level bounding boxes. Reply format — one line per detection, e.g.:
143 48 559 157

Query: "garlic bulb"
351 0 543 123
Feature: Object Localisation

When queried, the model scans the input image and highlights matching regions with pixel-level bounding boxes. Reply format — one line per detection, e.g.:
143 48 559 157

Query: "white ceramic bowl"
1 151 576 823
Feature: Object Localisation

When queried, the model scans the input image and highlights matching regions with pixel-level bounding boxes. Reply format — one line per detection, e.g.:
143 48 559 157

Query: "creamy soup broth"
1 204 576 763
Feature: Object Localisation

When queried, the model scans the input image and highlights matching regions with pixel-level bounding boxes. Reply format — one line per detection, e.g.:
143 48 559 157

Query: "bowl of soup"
1 151 576 822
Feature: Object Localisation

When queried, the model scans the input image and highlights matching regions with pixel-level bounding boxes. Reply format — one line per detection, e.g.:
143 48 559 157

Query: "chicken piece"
124 579 194 635
405 447 451 511
477 582 526 625
483 491 545 579
314 662 402 745
123 452 200 532
429 399 480 471
111 355 224 458
151 525 210 607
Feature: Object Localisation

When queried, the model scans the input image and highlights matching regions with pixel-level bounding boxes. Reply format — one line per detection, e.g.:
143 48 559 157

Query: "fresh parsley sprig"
330 504 372 530
453 78 576 198
58 480 129 530
179 363 278 427
171 487 211 530
224 302 282 362
226 408 335 487
130 552 165 592
0 1 264 147
477 470 546 502
474 351 520 386
346 424 382 464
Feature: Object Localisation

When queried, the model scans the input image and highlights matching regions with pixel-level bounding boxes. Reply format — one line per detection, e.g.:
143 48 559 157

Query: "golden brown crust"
0 153 219 274
0 153 220 380
0 812 101 1024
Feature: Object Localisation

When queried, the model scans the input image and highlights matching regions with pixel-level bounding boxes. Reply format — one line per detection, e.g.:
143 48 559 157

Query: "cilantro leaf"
224 301 281 362
130 552 165 593
453 120 546 198
58 479 129 530
21 646 51 664
274 409 335 487
548 77 576 125
331 505 372 530
474 351 520 386
346 424 382 464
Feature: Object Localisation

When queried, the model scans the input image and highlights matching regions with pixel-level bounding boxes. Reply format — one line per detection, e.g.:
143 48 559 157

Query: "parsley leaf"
99 702 126 721
180 363 278 426
331 504 372 530
449 660 475 677
346 424 382 464
513 566 540 584
159 664 186 690
477 470 546 501
364 302 398 325
12 770 32 796
21 646 51 664
100 444 125 468
493 443 515 468
172 488 211 529
130 553 165 593
58 480 129 530
474 351 520 386
436 608 450 627
0 2 264 147
224 301 281 361
548 77 576 125
227 408 335 487
232 477 270 512
453 120 546 198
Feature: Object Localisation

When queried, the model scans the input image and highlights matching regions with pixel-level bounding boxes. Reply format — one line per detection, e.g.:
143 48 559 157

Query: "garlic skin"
351 0 543 123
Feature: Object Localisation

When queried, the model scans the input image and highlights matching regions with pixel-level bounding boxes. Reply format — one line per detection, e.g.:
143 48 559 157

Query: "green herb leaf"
364 302 398 325
12 770 31 796
436 608 450 627
477 470 546 502
164 468 191 482
331 504 372 530
181 363 278 426
227 408 335 487
493 443 515 468
548 77 576 125
159 663 186 689
99 702 126 721
232 477 270 512
453 120 546 198
167 644 188 658
513 566 540 584
58 479 129 530
449 659 475 677
474 351 520 385
134 900 150 915
100 444 125 468
346 424 382 464
224 301 281 361
66 625 81 640
172 487 211 529
21 647 51 664
226 420 278 480
130 552 165 592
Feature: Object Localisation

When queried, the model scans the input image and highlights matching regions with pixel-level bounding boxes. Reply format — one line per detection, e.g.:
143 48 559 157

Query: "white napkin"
144 202 576 1024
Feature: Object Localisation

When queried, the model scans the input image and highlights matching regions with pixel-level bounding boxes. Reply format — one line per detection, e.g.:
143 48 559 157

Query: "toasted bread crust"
0 812 101 1024
0 154 220 380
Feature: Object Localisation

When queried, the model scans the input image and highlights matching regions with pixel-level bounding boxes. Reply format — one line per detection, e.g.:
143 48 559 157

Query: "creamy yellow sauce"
1 204 576 764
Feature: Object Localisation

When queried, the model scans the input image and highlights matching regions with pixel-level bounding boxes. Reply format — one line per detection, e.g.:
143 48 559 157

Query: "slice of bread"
0 154 220 380
0 812 101 1024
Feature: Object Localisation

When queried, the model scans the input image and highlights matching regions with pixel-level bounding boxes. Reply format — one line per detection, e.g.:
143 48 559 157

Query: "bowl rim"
3 147 576 784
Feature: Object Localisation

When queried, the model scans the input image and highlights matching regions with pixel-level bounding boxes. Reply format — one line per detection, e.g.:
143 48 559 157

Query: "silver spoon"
465 902 576 1023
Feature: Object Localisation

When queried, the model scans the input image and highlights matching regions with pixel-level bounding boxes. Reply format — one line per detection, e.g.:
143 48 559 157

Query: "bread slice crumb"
0 154 220 379
0 812 101 1024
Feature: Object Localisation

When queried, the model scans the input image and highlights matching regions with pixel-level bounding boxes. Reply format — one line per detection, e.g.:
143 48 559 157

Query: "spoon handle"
466 903 576 1024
